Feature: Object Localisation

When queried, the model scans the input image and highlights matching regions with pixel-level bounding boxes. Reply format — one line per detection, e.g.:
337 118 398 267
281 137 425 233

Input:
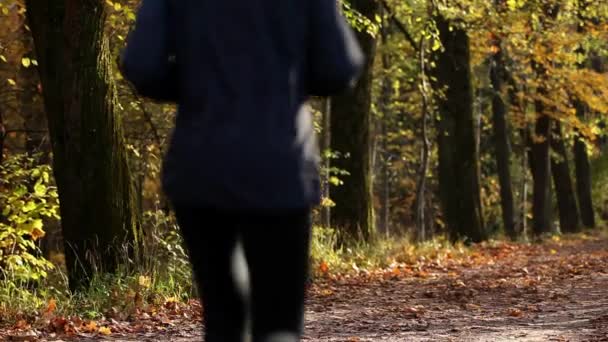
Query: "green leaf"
14 185 28 197
22 201 37 213
34 181 47 196
32 219 43 230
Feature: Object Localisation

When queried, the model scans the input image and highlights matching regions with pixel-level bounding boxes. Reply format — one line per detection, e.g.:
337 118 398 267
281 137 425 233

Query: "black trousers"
174 207 311 342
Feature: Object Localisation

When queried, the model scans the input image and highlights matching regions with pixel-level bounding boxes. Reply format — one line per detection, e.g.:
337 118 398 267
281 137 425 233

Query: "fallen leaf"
14 319 29 330
98 326 112 336
508 308 524 317
82 320 97 333
319 261 329 274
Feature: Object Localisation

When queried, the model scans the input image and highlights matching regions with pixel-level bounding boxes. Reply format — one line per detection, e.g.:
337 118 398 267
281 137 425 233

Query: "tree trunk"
330 0 378 245
571 2 595 229
19 41 49 159
379 22 391 238
431 14 485 243
414 36 431 242
550 121 580 233
0 108 4 165
530 104 552 237
26 0 142 290
573 102 595 228
490 31 517 240
320 98 331 229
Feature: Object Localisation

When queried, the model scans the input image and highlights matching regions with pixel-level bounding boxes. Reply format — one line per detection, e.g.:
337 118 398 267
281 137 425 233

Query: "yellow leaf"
98 326 112 335
550 249 557 255
138 275 151 288
7 78 16 86
113 3 122 10
21 57 31 68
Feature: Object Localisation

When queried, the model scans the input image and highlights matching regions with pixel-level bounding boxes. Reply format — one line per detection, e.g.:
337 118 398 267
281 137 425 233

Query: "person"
121 0 363 341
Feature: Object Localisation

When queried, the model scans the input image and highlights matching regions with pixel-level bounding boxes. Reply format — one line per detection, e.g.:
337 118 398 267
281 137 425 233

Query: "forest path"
304 234 608 341
4 234 607 341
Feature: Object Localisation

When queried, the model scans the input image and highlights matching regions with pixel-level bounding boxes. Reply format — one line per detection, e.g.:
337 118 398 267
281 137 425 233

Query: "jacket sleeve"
307 0 364 97
120 0 178 102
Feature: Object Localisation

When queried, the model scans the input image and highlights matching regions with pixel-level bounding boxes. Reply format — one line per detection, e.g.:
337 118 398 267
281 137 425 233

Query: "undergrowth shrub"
0 154 59 283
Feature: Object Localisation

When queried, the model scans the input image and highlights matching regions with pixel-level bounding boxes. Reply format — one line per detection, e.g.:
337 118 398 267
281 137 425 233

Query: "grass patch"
309 226 472 276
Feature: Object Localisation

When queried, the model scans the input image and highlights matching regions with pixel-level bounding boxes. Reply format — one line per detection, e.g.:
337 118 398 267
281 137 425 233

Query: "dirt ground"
3 235 608 342
303 237 608 342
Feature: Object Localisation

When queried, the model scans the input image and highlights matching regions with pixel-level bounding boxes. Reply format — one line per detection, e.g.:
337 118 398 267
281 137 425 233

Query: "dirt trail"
4 235 608 341
304 237 608 341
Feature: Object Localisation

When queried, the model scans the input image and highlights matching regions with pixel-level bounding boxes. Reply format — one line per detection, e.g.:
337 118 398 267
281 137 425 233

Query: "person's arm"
120 0 178 102
307 0 364 96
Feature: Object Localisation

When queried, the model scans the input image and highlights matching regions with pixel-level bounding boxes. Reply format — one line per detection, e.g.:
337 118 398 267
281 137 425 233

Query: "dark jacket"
122 0 363 210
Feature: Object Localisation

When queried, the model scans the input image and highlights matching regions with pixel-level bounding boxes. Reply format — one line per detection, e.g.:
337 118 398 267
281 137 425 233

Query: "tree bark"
431 14 486 243
550 121 580 233
379 21 391 238
320 98 331 229
0 108 4 165
490 30 517 240
530 103 552 236
573 102 595 228
571 2 595 229
26 0 142 290
330 0 379 245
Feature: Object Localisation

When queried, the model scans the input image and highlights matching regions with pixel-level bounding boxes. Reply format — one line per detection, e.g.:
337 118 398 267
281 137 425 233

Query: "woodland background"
0 0 608 337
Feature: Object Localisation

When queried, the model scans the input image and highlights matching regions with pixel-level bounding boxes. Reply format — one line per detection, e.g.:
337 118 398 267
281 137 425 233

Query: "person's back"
122 0 363 341
163 0 318 209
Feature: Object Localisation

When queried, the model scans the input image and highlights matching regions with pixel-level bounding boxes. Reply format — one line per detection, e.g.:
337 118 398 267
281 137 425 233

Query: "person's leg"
174 206 248 342
240 209 311 342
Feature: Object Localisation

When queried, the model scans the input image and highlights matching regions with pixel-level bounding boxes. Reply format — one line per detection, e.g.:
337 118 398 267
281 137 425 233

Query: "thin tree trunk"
379 21 391 237
27 0 142 290
0 108 4 165
330 0 379 245
320 98 331 229
431 14 486 243
573 102 595 228
20 48 49 159
490 29 517 240
550 121 580 233
571 2 595 229
531 103 552 237
415 36 431 242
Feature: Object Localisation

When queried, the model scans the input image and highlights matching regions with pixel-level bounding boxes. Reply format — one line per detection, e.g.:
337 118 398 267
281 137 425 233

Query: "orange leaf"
508 308 524 317
83 321 97 333
14 319 29 330
31 227 45 241
45 299 57 314
319 261 329 274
